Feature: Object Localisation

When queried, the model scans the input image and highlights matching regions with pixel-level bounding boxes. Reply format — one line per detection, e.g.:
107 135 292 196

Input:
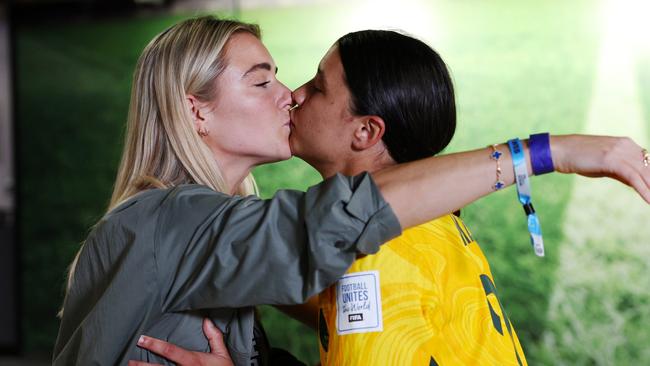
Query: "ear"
351 115 386 151
186 94 205 131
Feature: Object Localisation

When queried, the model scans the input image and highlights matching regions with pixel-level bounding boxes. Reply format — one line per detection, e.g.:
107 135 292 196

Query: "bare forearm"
373 134 649 229
373 142 527 228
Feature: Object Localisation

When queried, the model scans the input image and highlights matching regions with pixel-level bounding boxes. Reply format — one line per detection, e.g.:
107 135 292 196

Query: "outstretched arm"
374 135 649 229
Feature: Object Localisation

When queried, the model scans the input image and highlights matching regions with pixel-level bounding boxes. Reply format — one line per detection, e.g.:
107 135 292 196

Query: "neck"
216 154 255 195
317 150 396 179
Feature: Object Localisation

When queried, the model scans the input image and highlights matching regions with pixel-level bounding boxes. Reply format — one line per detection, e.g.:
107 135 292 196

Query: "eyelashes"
254 81 271 88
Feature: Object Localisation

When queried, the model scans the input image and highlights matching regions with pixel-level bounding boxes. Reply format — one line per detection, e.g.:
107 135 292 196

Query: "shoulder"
159 184 251 215
94 185 239 233
382 215 477 269
161 184 229 204
422 215 474 245
390 215 468 246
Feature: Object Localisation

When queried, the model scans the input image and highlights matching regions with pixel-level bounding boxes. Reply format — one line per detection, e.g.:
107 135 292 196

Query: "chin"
288 135 307 158
276 145 293 161
288 139 298 157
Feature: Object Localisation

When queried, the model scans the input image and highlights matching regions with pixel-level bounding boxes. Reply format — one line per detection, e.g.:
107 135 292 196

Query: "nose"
292 83 307 106
277 82 292 110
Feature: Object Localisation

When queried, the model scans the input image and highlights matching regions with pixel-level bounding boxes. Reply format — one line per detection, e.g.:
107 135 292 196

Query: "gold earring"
198 127 210 137
289 103 300 111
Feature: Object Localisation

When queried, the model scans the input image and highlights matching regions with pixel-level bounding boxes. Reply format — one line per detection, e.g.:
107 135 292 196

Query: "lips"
289 109 297 129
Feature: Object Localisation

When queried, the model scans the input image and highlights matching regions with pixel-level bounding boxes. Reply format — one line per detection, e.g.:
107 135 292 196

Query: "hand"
128 318 233 366
551 135 650 203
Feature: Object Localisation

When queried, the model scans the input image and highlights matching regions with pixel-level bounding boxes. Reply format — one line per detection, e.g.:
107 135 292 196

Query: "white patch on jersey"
335 270 383 335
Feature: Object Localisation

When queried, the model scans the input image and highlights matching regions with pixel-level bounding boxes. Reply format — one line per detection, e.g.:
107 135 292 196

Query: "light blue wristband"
507 138 545 257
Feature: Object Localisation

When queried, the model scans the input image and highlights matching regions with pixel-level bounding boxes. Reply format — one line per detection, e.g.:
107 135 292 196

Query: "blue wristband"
508 138 545 257
529 133 554 175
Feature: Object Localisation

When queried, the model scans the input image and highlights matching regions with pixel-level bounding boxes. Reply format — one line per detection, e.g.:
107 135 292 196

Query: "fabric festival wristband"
507 138 545 257
529 133 554 175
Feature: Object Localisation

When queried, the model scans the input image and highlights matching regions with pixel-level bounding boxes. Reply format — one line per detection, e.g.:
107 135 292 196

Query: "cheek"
207 108 259 150
298 117 324 144
303 122 340 154
308 109 340 141
213 97 274 136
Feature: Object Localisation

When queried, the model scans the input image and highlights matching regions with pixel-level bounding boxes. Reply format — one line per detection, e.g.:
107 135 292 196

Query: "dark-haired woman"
307 29 527 366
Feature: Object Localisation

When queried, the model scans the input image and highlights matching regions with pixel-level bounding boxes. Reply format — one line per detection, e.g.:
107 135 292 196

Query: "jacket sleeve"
155 172 402 311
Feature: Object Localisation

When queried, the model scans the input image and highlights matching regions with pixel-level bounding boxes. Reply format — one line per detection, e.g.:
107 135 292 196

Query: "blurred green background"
15 0 650 364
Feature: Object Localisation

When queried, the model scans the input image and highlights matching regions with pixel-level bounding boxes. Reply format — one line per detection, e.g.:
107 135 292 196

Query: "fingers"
203 318 232 361
641 166 650 201
620 163 650 204
585 135 650 203
136 335 196 365
630 166 650 204
620 138 650 203
639 150 650 198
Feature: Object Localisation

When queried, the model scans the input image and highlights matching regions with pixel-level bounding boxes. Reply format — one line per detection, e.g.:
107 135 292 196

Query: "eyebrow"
242 62 278 78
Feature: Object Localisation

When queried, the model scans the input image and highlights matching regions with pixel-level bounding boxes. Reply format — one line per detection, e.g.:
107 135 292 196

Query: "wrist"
529 133 555 175
549 134 570 174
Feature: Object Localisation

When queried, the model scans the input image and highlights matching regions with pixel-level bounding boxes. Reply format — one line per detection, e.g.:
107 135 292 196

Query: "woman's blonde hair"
61 17 260 315
111 16 260 209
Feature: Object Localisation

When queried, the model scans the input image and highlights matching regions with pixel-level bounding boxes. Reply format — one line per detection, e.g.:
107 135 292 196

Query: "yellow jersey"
318 215 527 366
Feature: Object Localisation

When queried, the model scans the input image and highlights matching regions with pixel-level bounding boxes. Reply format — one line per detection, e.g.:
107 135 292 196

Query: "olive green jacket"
53 173 401 365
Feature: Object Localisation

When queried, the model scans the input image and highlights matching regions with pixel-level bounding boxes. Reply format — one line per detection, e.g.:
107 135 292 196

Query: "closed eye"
310 82 322 93
255 81 271 87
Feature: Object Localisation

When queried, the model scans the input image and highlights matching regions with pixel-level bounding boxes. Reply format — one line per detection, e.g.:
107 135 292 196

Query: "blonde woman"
54 16 650 366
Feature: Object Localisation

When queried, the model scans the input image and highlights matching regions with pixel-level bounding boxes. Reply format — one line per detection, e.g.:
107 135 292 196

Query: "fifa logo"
348 313 364 322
